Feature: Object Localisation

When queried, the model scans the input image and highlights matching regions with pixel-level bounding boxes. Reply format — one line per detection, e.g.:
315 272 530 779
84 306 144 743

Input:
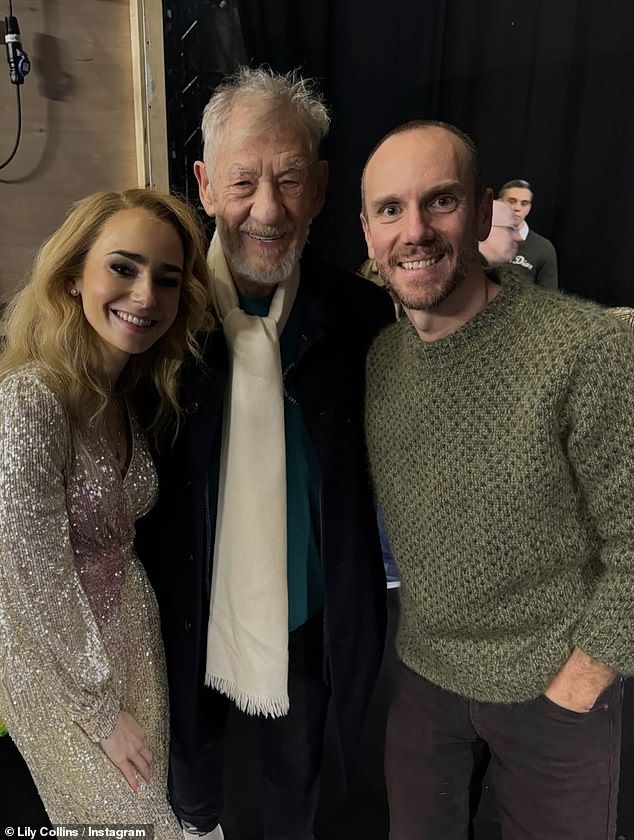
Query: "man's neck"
404 269 501 343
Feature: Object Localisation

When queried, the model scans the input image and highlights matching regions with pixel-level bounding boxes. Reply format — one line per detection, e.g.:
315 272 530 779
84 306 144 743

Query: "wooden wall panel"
0 0 139 298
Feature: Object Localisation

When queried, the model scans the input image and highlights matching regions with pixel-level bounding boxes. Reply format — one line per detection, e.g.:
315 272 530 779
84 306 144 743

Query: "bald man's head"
479 200 522 267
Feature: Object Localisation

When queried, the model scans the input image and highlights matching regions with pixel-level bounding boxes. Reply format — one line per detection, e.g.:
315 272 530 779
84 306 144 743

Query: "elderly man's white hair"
200 66 331 168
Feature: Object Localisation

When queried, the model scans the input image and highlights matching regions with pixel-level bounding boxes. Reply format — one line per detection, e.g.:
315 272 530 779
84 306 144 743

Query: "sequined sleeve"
0 372 119 741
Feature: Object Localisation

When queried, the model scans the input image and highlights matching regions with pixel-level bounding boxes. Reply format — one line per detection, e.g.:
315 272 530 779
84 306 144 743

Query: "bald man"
478 199 522 267
361 118 634 840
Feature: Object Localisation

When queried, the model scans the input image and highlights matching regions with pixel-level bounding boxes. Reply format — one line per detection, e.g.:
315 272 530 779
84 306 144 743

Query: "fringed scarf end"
205 673 290 718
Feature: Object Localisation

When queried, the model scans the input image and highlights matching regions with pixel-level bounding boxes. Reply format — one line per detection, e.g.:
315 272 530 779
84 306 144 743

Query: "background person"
498 178 559 289
0 189 209 833
478 199 522 267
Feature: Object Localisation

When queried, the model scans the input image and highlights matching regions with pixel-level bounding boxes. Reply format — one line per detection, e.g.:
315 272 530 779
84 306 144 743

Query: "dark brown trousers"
385 662 623 840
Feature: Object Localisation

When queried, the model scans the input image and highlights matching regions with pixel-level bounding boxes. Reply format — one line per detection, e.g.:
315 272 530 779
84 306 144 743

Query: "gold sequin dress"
0 369 181 836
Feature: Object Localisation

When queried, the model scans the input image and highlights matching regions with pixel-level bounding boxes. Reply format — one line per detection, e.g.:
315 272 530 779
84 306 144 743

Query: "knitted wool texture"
366 270 634 703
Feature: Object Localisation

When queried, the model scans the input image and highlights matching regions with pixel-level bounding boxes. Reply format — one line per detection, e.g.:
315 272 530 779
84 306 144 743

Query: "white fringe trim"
205 674 290 718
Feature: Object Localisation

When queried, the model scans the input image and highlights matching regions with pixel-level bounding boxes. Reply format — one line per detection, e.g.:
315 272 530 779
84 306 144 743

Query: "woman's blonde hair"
0 188 211 445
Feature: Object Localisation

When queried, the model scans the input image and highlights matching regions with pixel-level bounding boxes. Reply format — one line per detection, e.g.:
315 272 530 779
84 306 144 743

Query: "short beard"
377 246 474 311
215 217 309 288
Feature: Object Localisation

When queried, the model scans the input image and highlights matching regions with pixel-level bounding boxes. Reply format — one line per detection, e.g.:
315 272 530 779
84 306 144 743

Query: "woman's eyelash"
111 262 136 276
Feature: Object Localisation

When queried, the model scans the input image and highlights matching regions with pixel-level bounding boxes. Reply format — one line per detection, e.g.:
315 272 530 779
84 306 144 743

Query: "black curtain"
232 0 634 305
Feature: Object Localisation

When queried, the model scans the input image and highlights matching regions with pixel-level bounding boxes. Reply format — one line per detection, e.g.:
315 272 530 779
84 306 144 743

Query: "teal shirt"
212 288 324 631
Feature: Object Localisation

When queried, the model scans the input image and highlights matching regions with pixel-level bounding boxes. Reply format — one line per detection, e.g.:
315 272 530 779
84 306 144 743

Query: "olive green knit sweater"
365 270 634 703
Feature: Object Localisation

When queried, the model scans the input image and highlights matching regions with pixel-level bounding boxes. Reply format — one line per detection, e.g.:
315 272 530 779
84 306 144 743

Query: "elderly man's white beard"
215 217 309 288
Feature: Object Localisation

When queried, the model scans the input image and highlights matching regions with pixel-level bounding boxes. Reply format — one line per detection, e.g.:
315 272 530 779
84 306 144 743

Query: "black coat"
136 251 394 779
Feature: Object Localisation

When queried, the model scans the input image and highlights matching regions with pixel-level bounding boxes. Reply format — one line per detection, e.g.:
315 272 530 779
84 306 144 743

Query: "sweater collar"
402 268 525 361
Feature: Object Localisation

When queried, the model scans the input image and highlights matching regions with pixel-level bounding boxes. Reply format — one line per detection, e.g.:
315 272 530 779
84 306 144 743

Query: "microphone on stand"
4 14 30 85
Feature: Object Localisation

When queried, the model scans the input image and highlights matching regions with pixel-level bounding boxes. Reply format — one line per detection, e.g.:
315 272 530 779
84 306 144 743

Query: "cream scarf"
204 233 298 717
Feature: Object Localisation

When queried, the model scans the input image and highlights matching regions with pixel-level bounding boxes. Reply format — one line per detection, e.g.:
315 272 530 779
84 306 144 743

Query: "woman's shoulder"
0 364 55 395
0 365 67 426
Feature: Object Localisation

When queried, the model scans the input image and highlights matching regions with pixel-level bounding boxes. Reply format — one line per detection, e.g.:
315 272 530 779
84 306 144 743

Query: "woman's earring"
70 288 79 297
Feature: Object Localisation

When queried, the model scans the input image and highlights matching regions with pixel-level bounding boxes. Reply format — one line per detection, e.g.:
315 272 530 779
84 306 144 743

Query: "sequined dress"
0 370 181 835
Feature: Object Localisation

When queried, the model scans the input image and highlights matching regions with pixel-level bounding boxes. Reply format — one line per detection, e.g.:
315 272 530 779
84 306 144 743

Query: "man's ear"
477 187 494 242
193 160 216 217
360 212 375 259
310 160 329 218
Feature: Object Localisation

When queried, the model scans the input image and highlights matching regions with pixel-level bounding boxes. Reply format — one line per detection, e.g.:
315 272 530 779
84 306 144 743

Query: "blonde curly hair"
0 188 212 446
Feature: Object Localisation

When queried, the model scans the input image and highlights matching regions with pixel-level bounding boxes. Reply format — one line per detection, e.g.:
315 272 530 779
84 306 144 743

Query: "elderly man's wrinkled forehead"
211 98 316 167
